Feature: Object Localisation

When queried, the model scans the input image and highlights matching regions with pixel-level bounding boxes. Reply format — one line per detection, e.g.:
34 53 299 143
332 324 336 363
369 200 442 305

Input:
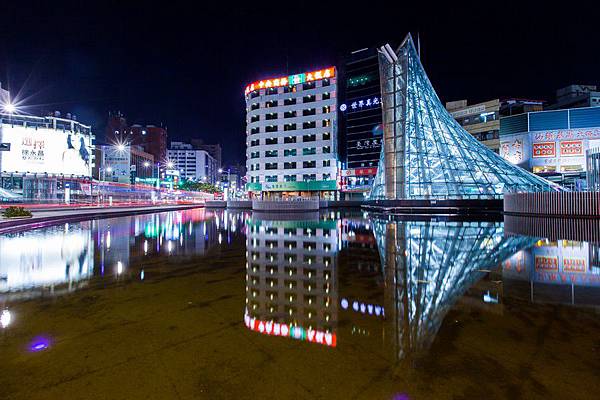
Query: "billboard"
0 125 92 176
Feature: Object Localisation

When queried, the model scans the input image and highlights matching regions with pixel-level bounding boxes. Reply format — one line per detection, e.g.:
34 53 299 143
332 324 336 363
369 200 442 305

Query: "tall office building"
167 141 218 184
244 67 338 199
338 48 383 198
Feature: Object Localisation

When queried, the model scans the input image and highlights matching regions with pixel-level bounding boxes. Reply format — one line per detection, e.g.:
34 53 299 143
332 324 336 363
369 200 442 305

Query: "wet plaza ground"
0 208 599 399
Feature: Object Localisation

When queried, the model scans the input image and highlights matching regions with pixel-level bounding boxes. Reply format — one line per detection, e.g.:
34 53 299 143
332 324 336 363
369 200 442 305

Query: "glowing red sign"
243 313 336 347
244 67 336 95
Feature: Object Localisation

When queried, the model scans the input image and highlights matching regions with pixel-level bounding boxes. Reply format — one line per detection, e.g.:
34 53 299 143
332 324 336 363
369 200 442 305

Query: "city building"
446 98 543 152
244 67 339 199
338 48 383 199
106 112 167 163
98 144 154 184
219 164 245 193
546 84 600 110
500 106 600 189
191 139 222 169
167 141 218 184
0 112 94 200
370 36 557 200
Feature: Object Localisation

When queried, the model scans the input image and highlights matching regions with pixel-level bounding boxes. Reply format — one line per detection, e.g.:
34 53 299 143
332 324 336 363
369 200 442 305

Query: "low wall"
252 199 320 212
504 192 600 217
205 200 226 208
504 215 600 243
227 200 252 209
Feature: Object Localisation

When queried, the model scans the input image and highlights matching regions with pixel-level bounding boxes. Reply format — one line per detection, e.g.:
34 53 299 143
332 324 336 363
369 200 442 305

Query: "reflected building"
244 215 339 347
503 240 600 306
372 218 536 360
0 222 94 300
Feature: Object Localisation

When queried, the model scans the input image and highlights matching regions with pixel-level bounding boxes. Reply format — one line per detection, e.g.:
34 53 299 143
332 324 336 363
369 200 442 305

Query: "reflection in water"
503 239 600 305
0 209 249 301
0 222 94 295
372 219 537 361
244 213 339 347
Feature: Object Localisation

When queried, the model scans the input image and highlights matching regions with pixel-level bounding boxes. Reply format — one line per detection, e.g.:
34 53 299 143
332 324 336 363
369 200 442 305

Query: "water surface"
1 208 599 399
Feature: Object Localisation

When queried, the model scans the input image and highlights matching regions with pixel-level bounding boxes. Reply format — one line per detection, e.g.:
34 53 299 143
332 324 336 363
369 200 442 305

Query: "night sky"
1 2 598 164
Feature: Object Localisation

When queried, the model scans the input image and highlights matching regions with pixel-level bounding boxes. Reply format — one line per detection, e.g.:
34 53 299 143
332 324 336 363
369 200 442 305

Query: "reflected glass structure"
372 218 536 360
370 35 559 200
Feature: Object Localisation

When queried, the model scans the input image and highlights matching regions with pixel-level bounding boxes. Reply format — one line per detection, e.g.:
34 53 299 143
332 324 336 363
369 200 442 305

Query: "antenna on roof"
417 32 421 59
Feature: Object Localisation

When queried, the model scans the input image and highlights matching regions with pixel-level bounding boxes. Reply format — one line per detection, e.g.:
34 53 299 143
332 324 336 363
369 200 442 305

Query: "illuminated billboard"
0 125 92 176
244 67 335 95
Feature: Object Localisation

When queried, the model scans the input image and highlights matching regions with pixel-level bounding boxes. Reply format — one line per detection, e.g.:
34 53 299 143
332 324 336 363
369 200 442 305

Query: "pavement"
0 204 203 233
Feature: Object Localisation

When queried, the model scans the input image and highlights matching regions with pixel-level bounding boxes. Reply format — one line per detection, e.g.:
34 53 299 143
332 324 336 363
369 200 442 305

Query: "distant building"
98 144 154 183
167 141 218 184
338 47 383 199
446 98 544 152
546 84 600 110
191 139 222 169
105 112 167 164
500 106 600 190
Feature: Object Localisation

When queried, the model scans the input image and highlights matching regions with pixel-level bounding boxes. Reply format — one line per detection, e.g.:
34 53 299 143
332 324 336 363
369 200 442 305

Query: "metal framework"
370 35 560 200
373 218 536 360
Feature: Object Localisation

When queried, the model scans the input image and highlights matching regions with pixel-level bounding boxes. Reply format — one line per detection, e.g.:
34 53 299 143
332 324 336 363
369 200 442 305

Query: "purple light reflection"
29 337 51 352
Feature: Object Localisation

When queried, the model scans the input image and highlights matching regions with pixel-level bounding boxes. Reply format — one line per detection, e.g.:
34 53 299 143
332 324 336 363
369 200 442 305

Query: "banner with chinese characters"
244 67 335 94
559 140 583 156
500 138 524 164
532 142 556 158
532 128 600 142
535 256 558 271
340 96 381 113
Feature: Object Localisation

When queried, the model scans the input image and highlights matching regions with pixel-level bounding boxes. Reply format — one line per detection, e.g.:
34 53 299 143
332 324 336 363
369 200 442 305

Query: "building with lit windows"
244 67 339 199
446 98 544 152
500 106 600 190
106 112 167 163
167 141 218 184
338 48 383 199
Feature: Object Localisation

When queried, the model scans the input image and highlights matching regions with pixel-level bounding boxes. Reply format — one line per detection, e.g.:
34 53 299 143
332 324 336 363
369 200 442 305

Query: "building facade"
191 139 222 170
500 106 600 190
244 67 338 199
167 141 218 184
588 147 600 192
98 144 154 184
0 113 94 200
106 112 167 163
546 84 600 110
338 48 383 198
446 99 543 152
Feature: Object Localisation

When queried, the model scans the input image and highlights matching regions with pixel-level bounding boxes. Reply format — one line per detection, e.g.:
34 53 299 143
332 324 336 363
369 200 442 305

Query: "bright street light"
116 144 126 152
2 102 16 114
143 161 150 167
218 168 223 173
167 161 174 168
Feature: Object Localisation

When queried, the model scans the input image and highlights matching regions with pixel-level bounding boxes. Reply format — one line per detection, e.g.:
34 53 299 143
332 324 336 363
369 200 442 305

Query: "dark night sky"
1 1 599 164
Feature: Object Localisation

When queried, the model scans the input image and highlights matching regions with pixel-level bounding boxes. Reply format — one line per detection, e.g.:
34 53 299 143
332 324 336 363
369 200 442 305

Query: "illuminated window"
265 175 278 182
265 150 278 158
265 137 278 145
303 108 316 116
322 106 330 113
303 134 316 142
303 147 316 156
322 78 330 87
250 115 260 123
323 132 331 140
323 146 331 154
265 125 278 133
284 174 297 182
284 124 296 131
322 119 331 127
303 82 316 90
303 95 316 103
266 87 278 96
322 160 331 167
284 98 296 106
302 174 316 181
284 149 297 156
303 161 316 168
265 113 278 120
266 100 278 108
284 110 296 118
322 92 331 100
250 127 260 135
303 121 316 129
251 103 259 110
284 136 297 144
250 139 259 147
284 162 296 169
265 162 278 170
323 173 331 180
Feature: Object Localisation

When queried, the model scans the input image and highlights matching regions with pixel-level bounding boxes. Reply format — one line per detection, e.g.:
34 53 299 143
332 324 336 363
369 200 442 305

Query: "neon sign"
244 67 336 95
340 96 381 112
243 313 336 347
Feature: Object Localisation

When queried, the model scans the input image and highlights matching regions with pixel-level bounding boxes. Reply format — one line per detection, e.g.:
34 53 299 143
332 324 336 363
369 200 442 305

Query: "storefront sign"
532 128 600 142
532 142 556 158
244 67 335 95
450 104 486 118
340 96 381 113
559 140 583 156
244 313 336 347
535 256 558 271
